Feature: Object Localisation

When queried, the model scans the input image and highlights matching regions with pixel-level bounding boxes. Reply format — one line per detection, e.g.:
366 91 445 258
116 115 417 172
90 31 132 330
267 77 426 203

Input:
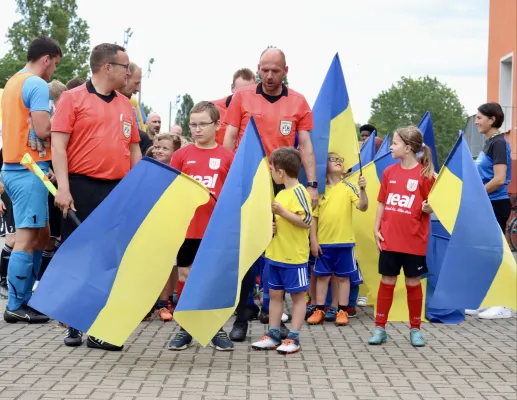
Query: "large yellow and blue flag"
29 158 210 346
311 53 359 193
352 130 377 172
418 111 439 171
428 133 517 310
174 117 273 346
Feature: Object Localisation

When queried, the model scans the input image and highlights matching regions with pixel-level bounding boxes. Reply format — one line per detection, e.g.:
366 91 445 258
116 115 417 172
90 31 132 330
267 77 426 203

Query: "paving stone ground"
0 296 515 400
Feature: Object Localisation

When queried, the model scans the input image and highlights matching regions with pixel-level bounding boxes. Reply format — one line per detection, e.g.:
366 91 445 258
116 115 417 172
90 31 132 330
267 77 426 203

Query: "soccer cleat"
64 328 83 347
87 336 123 351
335 310 349 326
251 335 281 350
277 338 301 355
0 279 7 299
410 328 425 347
307 309 325 325
3 305 49 324
281 313 292 322
168 330 193 350
347 306 357 318
325 306 337 322
210 330 234 351
157 307 173 322
368 327 388 345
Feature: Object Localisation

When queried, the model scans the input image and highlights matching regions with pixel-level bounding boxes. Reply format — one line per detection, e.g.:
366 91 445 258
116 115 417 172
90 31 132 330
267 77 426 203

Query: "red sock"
406 283 423 329
177 280 185 303
375 282 396 328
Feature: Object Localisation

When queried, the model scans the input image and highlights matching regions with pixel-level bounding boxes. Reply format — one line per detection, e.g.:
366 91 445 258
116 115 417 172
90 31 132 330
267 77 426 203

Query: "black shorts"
177 239 202 267
491 198 511 232
379 250 428 278
0 192 15 236
48 192 61 238
61 174 120 241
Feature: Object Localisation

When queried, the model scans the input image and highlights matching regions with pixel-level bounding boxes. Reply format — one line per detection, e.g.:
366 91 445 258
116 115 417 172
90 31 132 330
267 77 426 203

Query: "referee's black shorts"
61 174 120 241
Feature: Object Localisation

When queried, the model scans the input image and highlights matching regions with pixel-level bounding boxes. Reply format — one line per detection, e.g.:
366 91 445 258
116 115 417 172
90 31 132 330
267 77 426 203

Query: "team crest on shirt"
406 179 418 192
280 120 292 136
122 121 131 138
209 158 221 170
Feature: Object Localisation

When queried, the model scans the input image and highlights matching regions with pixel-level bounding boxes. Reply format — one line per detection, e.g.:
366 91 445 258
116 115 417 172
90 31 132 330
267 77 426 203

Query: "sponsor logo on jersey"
190 174 218 189
385 192 415 214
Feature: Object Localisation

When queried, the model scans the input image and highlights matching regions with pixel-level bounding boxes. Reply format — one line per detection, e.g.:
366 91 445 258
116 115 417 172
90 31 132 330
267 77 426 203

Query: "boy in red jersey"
167 101 234 351
369 126 435 347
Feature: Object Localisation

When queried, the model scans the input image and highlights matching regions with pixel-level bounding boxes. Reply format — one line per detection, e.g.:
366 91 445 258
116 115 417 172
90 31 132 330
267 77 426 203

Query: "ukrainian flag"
29 158 209 346
312 53 359 193
352 130 377 172
376 133 391 157
174 117 273 346
428 134 517 310
418 111 439 171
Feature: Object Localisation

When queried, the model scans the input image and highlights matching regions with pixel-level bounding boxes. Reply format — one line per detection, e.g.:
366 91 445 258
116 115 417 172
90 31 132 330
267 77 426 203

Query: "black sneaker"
259 309 269 324
86 336 123 351
244 304 260 321
0 278 8 299
4 305 50 324
229 321 248 342
280 322 289 339
210 330 234 351
64 328 83 347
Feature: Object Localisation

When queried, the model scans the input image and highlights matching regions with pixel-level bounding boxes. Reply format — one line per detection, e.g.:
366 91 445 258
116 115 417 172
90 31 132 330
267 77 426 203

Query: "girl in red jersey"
369 126 435 347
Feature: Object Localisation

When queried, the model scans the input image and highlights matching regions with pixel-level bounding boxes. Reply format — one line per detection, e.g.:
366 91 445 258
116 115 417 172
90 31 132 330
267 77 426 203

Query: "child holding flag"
369 126 435 347
252 147 312 355
307 152 368 326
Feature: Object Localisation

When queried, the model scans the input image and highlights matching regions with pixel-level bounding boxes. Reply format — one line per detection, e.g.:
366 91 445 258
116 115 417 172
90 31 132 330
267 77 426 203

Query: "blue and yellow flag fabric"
418 111 439 171
29 158 209 346
174 117 273 346
352 130 377 172
311 53 359 193
376 133 390 158
428 133 517 310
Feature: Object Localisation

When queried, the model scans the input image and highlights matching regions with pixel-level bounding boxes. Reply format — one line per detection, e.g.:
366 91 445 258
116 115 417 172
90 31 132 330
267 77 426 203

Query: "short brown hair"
66 77 85 90
478 102 505 129
269 147 302 178
153 133 182 153
90 43 126 73
190 101 220 122
232 68 255 85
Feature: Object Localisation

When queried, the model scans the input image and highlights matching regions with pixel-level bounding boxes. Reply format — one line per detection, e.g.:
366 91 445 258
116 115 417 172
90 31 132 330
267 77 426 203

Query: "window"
500 53 514 133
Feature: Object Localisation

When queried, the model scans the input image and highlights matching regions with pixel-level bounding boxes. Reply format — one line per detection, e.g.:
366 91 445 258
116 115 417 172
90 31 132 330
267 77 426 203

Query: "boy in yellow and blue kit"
252 147 312 355
307 152 368 326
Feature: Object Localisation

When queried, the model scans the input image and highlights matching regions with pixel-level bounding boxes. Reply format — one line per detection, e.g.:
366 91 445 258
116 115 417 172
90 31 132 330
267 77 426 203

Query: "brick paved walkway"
0 297 515 400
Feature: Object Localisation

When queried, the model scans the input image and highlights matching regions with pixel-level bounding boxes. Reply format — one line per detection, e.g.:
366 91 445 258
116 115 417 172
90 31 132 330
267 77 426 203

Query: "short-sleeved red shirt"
51 81 140 180
224 84 313 157
377 163 435 255
211 96 232 146
170 144 234 239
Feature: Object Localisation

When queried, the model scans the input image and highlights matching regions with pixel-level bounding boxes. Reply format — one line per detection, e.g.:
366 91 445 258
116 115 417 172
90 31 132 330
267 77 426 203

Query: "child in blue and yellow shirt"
307 153 368 326
252 147 312 355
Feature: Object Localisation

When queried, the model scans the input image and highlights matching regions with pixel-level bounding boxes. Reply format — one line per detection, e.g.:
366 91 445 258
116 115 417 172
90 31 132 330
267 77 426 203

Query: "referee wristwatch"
307 182 318 189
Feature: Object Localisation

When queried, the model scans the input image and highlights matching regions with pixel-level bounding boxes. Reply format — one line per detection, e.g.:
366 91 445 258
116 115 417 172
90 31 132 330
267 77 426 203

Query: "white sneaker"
281 313 289 322
357 296 368 307
465 308 487 316
477 306 512 319
251 335 280 350
277 338 301 355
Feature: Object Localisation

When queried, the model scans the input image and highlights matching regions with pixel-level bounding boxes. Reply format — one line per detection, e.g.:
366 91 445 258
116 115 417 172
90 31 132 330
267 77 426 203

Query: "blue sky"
0 0 490 130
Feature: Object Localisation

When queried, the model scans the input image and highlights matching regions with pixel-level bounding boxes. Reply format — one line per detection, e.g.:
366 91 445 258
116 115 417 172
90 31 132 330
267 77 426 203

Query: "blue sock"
325 281 332 307
7 251 33 311
262 263 270 312
267 327 281 342
349 285 360 307
287 329 300 341
23 250 43 304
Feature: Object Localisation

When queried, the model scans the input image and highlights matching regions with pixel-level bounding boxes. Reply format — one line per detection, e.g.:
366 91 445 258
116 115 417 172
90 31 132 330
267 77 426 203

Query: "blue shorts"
2 168 49 229
266 259 309 294
313 246 357 277
350 262 364 285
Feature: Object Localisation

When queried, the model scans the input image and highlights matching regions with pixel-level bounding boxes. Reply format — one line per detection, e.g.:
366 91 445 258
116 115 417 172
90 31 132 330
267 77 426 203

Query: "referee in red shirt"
51 43 142 351
224 48 318 342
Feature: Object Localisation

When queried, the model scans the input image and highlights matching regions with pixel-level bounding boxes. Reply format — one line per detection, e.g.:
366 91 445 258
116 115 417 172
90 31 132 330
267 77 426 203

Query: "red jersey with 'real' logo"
377 163 435 256
170 144 234 238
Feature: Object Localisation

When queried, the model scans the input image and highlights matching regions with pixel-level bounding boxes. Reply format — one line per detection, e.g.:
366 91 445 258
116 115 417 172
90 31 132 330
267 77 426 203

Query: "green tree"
368 76 467 164
175 94 195 138
256 45 289 87
0 0 90 87
140 102 152 117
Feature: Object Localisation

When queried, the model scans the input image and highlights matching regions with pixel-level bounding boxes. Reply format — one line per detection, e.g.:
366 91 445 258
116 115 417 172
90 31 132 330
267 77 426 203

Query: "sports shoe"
307 309 325 325
64 328 83 347
305 305 316 320
0 279 8 299
210 330 234 351
3 305 49 324
465 308 487 316
477 306 512 319
277 338 301 355
157 307 173 322
357 296 368 307
410 328 425 347
229 321 248 342
168 329 193 350
280 322 289 339
368 327 387 345
87 336 123 351
347 306 357 317
325 306 337 322
259 309 269 324
244 304 260 321
251 335 281 350
281 312 291 322
335 310 349 326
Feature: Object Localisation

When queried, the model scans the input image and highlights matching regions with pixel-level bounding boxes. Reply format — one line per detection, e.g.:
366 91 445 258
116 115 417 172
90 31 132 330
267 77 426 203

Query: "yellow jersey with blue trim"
265 183 312 267
313 181 359 246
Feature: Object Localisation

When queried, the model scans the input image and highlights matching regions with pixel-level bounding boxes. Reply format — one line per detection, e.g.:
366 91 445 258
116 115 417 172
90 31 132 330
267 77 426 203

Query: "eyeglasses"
109 62 130 70
189 121 214 130
328 157 344 163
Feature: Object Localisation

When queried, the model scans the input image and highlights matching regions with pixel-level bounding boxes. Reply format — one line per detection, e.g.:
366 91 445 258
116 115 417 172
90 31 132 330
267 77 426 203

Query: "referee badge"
280 120 292 136
209 158 221 170
123 121 131 138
